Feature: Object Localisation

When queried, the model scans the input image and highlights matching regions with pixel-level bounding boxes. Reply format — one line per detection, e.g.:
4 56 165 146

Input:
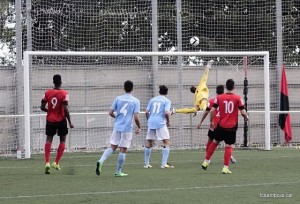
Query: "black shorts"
214 125 237 145
46 119 68 137
207 129 215 140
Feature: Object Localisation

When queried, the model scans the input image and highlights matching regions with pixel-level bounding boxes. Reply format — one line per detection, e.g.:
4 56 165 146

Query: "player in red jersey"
41 74 74 174
197 85 236 164
201 79 248 174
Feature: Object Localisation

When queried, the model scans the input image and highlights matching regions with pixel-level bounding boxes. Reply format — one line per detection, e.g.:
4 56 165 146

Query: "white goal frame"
23 51 270 158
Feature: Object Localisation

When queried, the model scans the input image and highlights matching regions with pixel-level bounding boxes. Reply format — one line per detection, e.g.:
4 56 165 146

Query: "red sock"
205 142 218 160
206 140 213 153
224 146 233 166
55 143 65 164
44 143 52 163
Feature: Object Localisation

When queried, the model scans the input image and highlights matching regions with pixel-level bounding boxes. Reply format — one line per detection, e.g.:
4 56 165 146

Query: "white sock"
144 147 151 165
161 147 170 166
116 153 126 174
99 147 114 163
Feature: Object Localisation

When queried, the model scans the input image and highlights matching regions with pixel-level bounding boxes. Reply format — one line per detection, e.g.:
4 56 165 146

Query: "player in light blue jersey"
144 85 174 169
96 80 141 177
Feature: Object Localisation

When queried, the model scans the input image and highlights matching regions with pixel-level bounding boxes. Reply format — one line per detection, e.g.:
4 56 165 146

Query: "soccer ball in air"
190 36 199 46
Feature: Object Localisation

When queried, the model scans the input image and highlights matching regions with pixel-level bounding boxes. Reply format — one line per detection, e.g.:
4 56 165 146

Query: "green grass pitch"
0 148 300 204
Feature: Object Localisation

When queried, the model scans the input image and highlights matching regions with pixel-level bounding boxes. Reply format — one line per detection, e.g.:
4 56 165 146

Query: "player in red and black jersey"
197 85 236 164
41 74 74 174
201 79 248 174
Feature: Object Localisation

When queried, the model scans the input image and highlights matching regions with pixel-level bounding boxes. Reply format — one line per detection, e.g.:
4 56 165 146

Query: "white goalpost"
3 1 300 160
22 51 270 158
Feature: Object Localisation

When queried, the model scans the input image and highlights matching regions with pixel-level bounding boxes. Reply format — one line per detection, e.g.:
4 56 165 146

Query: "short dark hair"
216 85 224 95
124 80 133 93
159 85 168 95
226 79 235 91
190 86 196 93
53 74 62 86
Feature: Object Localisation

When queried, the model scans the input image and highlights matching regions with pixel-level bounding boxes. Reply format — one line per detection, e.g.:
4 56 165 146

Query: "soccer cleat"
51 162 61 170
222 167 232 174
206 60 214 68
114 172 128 177
144 164 153 168
161 163 174 169
96 161 102 176
201 161 209 170
170 108 176 115
45 163 50 174
230 156 236 164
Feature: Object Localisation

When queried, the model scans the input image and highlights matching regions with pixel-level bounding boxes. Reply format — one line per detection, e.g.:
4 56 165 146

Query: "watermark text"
260 193 293 198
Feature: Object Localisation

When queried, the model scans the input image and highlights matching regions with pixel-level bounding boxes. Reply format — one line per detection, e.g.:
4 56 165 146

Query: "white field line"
0 180 299 200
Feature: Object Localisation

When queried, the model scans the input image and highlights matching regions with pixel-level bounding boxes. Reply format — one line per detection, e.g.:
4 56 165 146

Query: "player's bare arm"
197 110 209 129
64 103 74 128
109 109 115 118
134 112 141 134
40 100 48 112
145 109 150 120
240 109 249 121
209 107 216 130
165 111 170 127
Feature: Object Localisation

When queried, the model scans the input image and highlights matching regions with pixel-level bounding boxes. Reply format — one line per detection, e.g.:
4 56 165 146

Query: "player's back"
207 98 215 110
112 93 140 132
43 88 68 122
216 93 243 128
147 95 171 129
208 97 220 128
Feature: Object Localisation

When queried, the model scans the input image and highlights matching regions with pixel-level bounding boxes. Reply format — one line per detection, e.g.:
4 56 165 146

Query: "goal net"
17 51 271 158
2 1 300 158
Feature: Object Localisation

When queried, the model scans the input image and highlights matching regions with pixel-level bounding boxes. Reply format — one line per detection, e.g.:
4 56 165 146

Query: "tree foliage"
0 0 299 66
0 0 16 66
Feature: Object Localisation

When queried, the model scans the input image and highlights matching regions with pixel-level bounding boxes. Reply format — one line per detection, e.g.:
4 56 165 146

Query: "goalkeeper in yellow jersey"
171 60 213 116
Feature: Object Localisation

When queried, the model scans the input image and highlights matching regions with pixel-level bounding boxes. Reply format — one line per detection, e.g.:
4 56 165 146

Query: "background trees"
0 0 299 66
